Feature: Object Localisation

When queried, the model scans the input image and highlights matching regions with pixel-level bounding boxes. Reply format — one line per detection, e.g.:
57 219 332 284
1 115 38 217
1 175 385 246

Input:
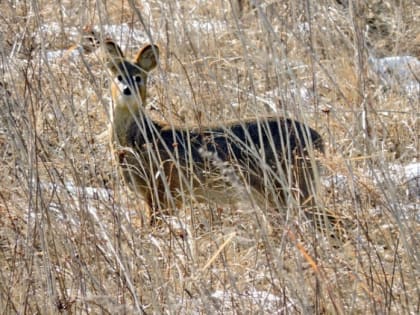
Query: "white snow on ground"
41 180 113 201
45 47 83 60
38 23 153 61
398 162 420 201
369 55 420 97
324 162 420 201
210 288 292 314
29 181 115 228
38 21 153 45
39 20 227 62
321 173 348 191
403 162 420 180
186 19 227 34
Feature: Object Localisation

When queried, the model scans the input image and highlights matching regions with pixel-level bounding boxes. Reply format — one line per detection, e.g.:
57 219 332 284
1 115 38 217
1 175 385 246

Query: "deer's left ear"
134 45 159 72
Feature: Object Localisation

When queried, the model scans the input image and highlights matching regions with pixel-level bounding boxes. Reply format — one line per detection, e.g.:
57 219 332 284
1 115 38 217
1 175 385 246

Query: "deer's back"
126 116 322 162
120 116 322 207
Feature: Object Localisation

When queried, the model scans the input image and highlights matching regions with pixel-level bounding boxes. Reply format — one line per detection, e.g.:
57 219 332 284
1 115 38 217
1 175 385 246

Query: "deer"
102 40 324 224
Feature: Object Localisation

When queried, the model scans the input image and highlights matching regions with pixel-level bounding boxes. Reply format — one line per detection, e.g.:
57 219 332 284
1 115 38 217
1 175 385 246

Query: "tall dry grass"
0 0 418 314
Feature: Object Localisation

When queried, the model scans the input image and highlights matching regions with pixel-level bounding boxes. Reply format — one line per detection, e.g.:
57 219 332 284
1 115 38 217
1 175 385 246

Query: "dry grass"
1 0 419 314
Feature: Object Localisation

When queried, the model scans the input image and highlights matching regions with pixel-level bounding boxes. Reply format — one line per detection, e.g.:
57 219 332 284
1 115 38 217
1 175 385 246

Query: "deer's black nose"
123 87 131 95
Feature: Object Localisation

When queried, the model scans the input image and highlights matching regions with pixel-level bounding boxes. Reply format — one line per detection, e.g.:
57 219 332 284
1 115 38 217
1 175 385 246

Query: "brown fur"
103 40 324 223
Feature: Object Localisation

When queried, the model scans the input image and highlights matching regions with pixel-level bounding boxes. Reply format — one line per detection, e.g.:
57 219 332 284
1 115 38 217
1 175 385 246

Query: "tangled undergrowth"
1 0 418 313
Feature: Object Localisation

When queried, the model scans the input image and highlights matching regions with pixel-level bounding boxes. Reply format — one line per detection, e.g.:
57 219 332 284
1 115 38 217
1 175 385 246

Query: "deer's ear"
134 45 159 72
102 40 124 72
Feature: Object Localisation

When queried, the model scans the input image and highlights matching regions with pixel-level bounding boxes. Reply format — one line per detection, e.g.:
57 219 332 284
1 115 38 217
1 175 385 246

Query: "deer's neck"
111 102 160 148
111 103 138 147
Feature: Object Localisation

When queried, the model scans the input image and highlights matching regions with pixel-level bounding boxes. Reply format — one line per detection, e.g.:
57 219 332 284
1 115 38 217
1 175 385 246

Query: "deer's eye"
133 75 142 84
117 75 123 82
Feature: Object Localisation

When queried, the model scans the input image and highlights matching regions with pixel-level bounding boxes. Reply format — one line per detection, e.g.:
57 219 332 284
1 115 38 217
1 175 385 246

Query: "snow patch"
211 288 291 314
402 163 420 200
369 56 420 96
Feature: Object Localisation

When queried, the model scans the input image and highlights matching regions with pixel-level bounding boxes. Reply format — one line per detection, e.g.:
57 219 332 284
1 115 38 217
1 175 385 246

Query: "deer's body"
103 40 323 221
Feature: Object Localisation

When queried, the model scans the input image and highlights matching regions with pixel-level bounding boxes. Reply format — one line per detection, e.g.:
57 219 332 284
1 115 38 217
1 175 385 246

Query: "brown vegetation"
0 0 418 313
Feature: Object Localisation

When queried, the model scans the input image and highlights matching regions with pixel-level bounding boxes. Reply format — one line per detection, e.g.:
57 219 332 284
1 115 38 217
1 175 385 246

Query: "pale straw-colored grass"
0 0 418 313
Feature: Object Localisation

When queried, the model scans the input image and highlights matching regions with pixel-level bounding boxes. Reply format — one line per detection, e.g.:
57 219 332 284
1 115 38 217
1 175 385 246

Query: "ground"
0 0 419 314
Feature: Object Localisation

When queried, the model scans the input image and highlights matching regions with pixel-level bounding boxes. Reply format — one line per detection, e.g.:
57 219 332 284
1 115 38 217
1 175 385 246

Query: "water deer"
103 40 324 223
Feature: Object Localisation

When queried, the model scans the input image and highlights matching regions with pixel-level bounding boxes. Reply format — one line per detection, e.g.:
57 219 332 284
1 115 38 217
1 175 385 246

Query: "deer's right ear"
102 40 124 73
